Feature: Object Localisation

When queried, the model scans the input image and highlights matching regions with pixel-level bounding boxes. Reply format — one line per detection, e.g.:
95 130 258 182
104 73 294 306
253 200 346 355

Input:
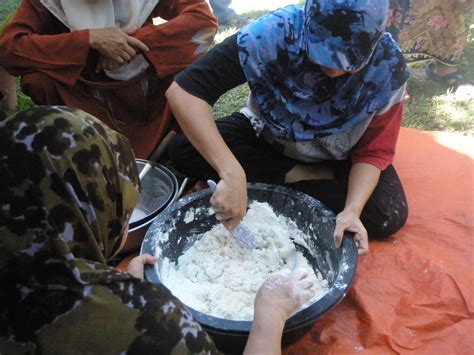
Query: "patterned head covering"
0 106 139 265
0 107 216 353
304 0 388 70
237 0 409 140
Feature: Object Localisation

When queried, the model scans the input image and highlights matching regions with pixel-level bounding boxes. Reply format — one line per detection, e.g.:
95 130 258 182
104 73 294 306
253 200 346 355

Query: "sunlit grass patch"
214 27 239 45
212 85 249 118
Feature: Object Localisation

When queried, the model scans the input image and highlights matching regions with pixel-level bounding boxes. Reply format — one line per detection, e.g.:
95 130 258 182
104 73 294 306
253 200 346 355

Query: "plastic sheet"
118 128 473 353
285 128 474 354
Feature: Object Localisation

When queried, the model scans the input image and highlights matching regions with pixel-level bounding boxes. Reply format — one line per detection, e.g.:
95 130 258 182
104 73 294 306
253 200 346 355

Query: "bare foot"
433 61 461 87
284 163 335 184
433 61 458 78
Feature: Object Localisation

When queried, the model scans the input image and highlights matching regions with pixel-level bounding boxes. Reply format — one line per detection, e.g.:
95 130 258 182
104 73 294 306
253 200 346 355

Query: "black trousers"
169 113 408 239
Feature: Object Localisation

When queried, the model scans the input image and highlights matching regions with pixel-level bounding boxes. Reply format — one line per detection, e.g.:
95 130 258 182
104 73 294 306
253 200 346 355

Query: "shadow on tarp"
285 127 474 354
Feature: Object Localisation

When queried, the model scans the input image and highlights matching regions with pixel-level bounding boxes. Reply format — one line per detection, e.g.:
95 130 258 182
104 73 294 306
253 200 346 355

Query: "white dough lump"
160 201 329 321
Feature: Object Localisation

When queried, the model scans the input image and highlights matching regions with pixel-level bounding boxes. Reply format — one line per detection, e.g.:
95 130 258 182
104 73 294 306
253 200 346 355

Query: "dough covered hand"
255 268 315 320
245 268 315 355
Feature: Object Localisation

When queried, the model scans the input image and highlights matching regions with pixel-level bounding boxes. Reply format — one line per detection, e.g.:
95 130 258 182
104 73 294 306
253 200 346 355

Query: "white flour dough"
160 201 329 321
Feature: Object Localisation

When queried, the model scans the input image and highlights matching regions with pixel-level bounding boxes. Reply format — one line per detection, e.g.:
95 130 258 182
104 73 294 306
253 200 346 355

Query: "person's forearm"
166 82 244 180
0 30 89 82
135 0 218 79
244 311 285 355
0 2 89 80
344 162 381 216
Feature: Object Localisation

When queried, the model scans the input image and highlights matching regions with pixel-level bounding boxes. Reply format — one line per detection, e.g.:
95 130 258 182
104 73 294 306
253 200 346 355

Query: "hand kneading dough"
160 201 329 321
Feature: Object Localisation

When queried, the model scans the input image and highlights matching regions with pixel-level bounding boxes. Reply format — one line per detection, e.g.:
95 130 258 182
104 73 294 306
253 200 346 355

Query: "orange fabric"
0 0 90 86
286 128 474 354
0 0 218 159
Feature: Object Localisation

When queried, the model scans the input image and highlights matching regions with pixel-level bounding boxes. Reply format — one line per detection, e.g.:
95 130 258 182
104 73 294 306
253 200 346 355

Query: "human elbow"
165 81 182 105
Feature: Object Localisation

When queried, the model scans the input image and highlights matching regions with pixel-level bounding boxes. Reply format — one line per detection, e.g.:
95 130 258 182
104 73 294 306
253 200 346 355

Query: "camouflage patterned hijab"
0 105 140 266
0 107 216 354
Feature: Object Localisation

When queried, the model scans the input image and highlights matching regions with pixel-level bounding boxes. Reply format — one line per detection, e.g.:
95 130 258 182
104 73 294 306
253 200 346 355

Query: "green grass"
0 0 20 23
1 2 473 134
15 77 34 111
400 27 474 134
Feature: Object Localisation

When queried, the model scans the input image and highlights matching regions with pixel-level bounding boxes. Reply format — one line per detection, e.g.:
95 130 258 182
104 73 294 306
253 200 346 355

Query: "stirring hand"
207 180 256 249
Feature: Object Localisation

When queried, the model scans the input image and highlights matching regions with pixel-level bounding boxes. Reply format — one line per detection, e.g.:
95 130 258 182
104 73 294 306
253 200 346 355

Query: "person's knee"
366 199 409 240
168 133 205 177
168 134 218 180
168 134 191 166
363 165 409 239
21 72 57 105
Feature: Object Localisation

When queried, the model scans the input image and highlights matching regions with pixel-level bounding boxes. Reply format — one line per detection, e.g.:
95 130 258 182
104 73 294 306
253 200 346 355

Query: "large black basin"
141 183 357 353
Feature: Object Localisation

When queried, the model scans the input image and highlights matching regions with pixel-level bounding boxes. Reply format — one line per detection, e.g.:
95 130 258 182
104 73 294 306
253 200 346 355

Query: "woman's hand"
166 83 248 231
127 254 157 280
337 162 380 256
210 168 247 230
96 55 122 72
255 268 315 320
334 209 369 255
89 28 148 67
244 269 315 355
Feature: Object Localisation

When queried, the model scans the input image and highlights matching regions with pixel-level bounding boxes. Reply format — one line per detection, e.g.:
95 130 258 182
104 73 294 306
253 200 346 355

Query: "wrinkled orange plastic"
119 128 474 354
286 128 474 354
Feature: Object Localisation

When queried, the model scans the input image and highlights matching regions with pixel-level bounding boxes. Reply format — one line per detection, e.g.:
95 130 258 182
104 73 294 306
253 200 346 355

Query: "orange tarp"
118 128 474 353
286 128 474 354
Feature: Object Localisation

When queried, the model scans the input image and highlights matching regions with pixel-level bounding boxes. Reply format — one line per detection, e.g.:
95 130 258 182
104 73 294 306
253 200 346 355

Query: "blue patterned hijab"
237 0 409 141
